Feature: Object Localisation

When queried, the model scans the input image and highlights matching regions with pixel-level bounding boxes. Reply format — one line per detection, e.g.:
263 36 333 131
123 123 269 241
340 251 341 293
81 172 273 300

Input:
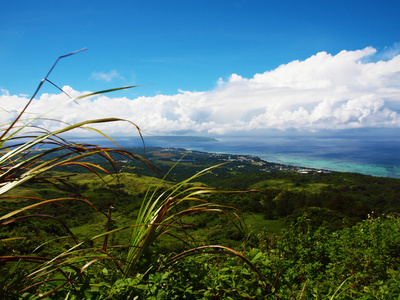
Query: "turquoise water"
208 136 400 178
257 154 400 178
87 135 400 179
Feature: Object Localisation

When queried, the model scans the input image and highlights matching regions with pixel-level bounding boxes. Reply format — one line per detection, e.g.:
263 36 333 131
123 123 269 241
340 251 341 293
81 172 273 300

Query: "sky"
1 0 400 138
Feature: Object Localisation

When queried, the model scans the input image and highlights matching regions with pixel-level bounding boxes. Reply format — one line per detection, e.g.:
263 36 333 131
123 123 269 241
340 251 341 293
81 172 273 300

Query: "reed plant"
0 49 152 298
0 50 259 298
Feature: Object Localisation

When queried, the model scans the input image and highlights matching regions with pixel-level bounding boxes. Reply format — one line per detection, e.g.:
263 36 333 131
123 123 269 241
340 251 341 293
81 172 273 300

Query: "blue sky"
1 1 400 137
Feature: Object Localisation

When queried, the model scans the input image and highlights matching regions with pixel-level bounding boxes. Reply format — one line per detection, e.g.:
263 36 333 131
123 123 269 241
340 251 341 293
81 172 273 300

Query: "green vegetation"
0 51 256 299
1 52 400 299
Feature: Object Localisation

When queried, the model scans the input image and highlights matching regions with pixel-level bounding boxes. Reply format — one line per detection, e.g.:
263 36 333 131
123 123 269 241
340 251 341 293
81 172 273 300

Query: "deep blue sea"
84 135 400 179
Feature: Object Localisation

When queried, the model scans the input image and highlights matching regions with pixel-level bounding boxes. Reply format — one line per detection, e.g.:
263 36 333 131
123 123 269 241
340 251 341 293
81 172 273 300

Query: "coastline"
72 135 400 179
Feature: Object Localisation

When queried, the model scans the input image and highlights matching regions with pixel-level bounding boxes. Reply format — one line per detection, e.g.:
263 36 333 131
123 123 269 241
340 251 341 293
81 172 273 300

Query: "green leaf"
157 290 167 299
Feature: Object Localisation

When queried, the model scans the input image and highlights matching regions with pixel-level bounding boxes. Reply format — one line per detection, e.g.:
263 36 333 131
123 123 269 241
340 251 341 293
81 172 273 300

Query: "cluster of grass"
4 209 398 299
0 51 256 299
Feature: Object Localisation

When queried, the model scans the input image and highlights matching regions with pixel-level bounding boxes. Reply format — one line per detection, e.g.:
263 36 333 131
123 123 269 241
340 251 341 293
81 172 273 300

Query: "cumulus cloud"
1 47 400 137
90 70 123 82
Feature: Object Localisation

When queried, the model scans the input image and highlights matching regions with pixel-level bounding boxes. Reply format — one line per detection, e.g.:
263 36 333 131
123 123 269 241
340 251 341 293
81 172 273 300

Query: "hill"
2 146 400 298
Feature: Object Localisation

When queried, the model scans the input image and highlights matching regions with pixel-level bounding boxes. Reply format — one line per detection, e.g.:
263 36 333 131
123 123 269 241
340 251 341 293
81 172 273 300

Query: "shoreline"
67 136 400 179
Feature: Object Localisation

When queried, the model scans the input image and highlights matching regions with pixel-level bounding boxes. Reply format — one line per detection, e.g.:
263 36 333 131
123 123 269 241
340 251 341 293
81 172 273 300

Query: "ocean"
81 135 400 179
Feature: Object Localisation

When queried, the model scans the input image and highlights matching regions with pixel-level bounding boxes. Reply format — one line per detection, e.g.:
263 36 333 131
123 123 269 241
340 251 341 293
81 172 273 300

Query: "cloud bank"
1 47 400 137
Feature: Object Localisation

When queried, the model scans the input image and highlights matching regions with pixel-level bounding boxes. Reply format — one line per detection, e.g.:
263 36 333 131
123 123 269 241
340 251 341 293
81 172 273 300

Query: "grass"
251 178 329 194
0 50 260 298
242 214 285 236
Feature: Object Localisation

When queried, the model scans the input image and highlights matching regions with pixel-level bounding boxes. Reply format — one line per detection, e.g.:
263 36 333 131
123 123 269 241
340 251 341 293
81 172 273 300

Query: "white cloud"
377 42 400 61
1 88 9 96
90 70 123 82
1 47 400 137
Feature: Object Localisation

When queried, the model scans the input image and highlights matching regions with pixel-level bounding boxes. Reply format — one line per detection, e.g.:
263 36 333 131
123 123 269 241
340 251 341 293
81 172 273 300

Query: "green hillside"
2 147 400 299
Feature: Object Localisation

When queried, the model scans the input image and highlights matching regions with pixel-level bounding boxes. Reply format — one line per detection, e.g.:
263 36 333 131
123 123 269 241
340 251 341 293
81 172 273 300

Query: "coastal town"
158 147 332 175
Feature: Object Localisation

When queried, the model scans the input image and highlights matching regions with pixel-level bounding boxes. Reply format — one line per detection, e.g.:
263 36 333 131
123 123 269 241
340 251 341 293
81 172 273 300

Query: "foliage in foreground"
0 50 255 299
11 213 397 299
